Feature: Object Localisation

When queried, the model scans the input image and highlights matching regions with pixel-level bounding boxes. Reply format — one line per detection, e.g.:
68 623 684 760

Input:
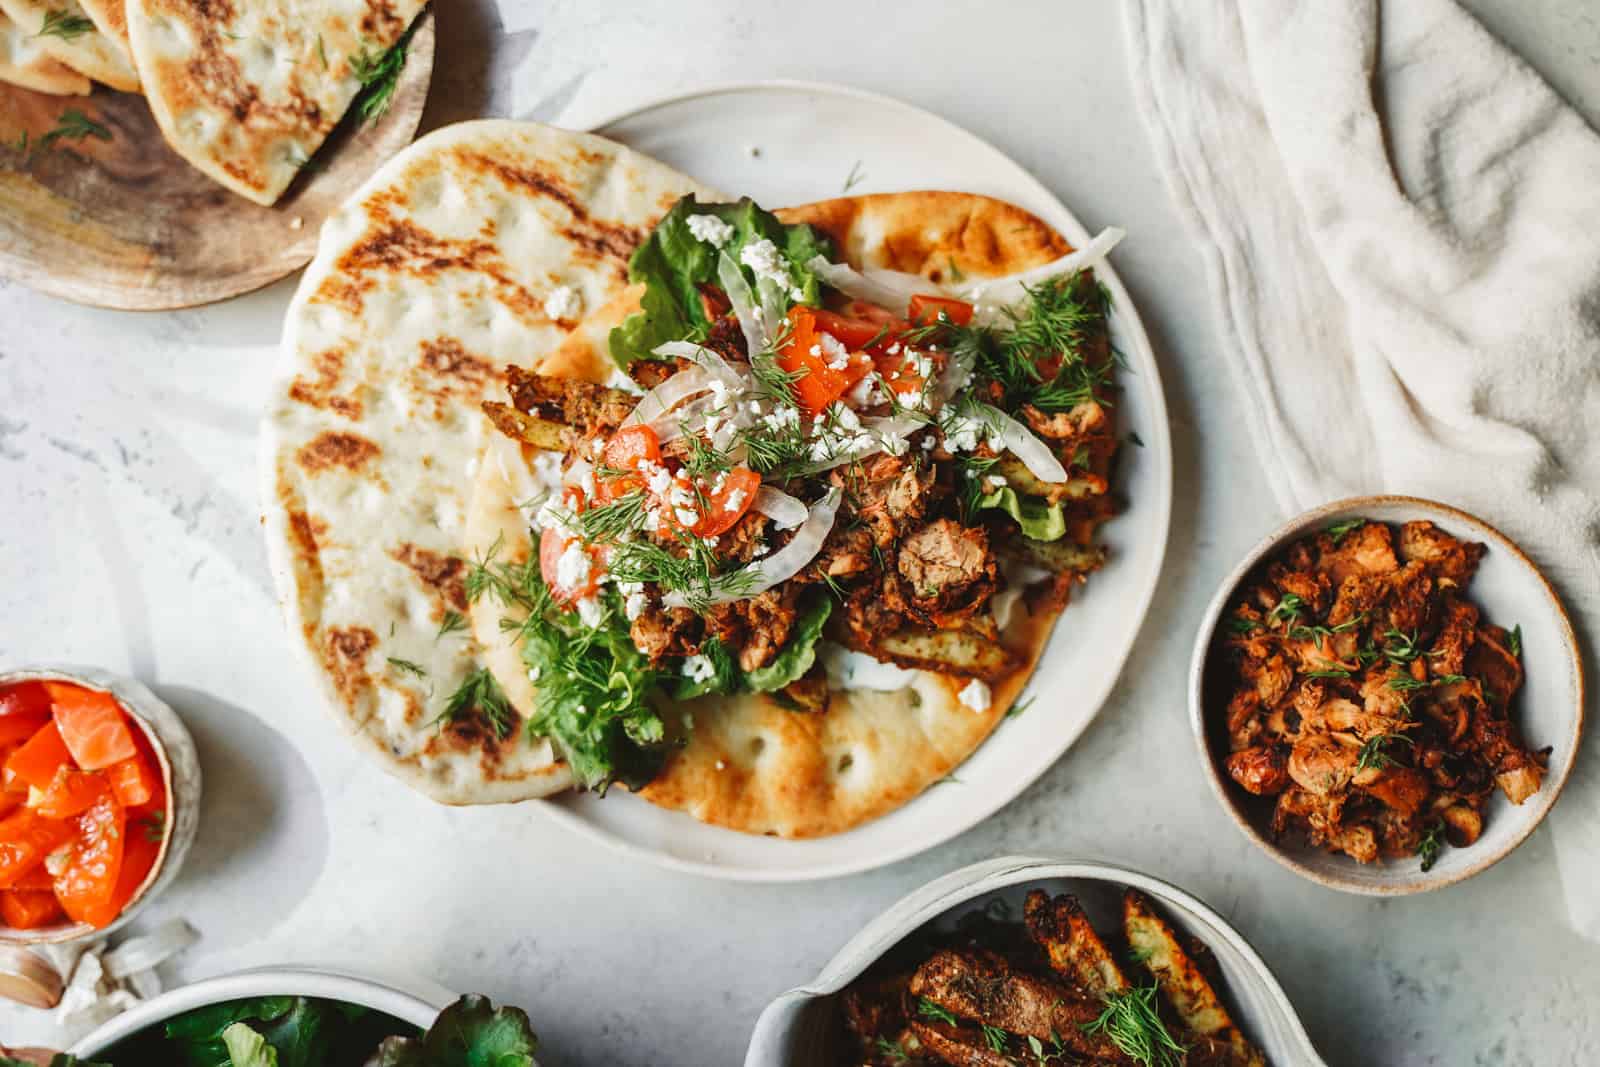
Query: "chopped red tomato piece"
107 753 159 809
11 865 54 891
839 300 903 325
778 307 875 415
35 765 109 820
5 721 73 792
54 789 125 929
0 714 48 749
0 808 74 889
0 683 52 720
539 527 601 605
46 683 137 771
1 888 65 929
603 424 661 472
102 824 160 923
908 294 975 327
691 467 761 539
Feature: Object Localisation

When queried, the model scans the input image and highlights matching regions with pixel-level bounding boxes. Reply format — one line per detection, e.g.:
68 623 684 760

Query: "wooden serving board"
0 11 435 311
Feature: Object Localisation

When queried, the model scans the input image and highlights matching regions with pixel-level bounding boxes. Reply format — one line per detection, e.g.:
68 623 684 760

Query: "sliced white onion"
665 487 841 608
718 250 767 355
793 414 925 475
561 457 593 488
756 275 788 341
932 345 974 408
807 255 929 309
650 341 751 390
959 226 1126 308
971 401 1069 483
753 486 807 529
651 394 718 444
621 365 714 429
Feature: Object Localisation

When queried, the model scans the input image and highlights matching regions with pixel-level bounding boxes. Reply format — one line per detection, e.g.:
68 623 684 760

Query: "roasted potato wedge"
868 627 1021 683
1024 889 1128 995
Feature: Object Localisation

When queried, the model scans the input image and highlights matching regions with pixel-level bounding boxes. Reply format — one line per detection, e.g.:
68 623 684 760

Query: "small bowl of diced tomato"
0 667 199 944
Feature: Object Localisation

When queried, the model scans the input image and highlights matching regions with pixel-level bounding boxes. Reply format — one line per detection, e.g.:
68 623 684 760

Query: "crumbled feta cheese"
711 470 728 492
761 406 799 432
685 213 735 248
808 344 822 357
624 590 649 621
958 678 992 713
819 333 851 370
940 410 986 453
831 403 862 432
646 466 674 496
674 507 699 526
985 475 1007 492
703 414 723 439
845 376 877 407
531 451 564 490
704 535 720 548
543 284 583 322
751 537 770 556
579 469 597 498
723 487 747 513
668 483 696 511
708 379 730 408
681 654 716 683
575 597 603 628
590 438 606 456
886 343 902 355
555 541 591 590
527 666 542 682
643 507 662 533
920 436 937 451
740 238 792 288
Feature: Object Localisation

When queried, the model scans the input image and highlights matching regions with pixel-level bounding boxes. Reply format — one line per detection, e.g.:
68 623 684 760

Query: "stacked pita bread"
264 120 1100 838
1 0 427 206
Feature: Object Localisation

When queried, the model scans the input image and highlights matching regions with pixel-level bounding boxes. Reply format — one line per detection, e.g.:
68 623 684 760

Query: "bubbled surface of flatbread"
467 191 1080 836
124 0 425 205
0 10 91 94
0 0 137 91
262 120 718 805
79 0 129 53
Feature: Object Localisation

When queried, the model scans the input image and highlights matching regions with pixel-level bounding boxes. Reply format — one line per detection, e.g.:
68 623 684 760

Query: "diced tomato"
0 714 48 748
538 527 601 605
1 888 65 929
106 753 159 809
11 865 54 891
53 789 125 929
0 808 74 889
840 300 903 326
907 294 975 327
5 721 73 792
691 467 762 539
34 765 109 820
46 683 137 771
777 307 875 415
100 825 160 923
0 682 52 720
603 424 661 473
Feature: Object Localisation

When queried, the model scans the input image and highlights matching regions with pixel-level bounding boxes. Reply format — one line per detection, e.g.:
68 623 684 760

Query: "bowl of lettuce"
35 969 538 1066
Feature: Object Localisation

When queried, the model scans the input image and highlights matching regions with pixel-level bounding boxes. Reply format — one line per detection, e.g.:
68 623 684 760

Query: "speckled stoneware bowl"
68 968 451 1058
0 666 201 947
745 855 1325 1066
1190 496 1585 895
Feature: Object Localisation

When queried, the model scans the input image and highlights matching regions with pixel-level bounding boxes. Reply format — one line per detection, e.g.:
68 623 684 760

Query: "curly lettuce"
977 486 1067 542
609 195 834 367
743 595 832 693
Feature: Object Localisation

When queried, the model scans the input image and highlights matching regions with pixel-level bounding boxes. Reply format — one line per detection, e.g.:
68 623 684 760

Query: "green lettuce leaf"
977 486 1066 542
221 1025 277 1067
608 195 833 367
743 595 833 693
362 995 538 1067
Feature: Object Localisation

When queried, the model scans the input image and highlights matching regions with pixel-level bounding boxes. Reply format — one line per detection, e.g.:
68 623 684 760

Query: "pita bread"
0 9 90 94
262 120 719 805
0 0 137 91
464 193 1089 837
78 0 127 53
125 0 427 205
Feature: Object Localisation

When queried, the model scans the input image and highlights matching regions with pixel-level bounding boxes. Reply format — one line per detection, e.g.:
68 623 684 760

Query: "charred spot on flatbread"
390 543 468 614
295 430 379 474
288 346 364 420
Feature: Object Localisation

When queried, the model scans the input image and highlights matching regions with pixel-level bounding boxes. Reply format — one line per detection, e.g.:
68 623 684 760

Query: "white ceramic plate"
1189 497 1585 895
527 82 1172 881
744 855 1325 1065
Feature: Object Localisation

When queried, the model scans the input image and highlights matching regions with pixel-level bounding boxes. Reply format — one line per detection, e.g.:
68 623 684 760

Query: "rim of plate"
515 79 1174 882
1188 495 1586 895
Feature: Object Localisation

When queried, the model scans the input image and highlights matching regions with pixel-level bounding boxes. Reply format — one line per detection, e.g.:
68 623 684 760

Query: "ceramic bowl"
1189 496 1585 895
0 666 201 949
744 855 1325 1066
68 968 450 1057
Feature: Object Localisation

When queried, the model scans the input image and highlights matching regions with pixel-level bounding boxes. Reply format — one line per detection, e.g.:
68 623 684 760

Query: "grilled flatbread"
0 0 137 91
78 0 127 52
0 9 90 94
124 0 427 206
464 194 1082 837
262 120 718 804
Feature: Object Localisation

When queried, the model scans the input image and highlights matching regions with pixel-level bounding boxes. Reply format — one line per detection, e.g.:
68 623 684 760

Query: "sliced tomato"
34 765 109 820
0 714 48 749
691 467 762 539
100 824 160 923
54 789 125 929
777 307 875 415
538 528 601 605
840 300 902 325
0 683 52 720
10 865 54 891
1 888 65 930
907 294 975 327
5 721 73 792
46 683 137 771
0 808 74 889
603 424 661 473
106 753 159 809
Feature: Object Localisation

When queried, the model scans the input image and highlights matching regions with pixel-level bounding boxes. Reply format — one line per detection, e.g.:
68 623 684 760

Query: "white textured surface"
0 1 1597 1064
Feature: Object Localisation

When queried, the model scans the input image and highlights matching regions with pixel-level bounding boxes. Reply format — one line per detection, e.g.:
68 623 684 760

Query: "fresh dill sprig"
1325 518 1365 545
872 1037 907 1063
1266 593 1305 626
842 159 866 192
1305 668 1351 679
436 666 515 740
1226 613 1262 636
748 345 806 409
1356 731 1413 772
1417 820 1445 872
915 998 958 1027
436 610 467 639
349 20 418 124
1382 628 1424 664
1508 624 1522 659
680 432 734 481
576 490 648 544
36 10 94 39
13 109 113 160
981 1023 1010 1054
140 810 167 843
386 656 427 679
1080 985 1186 1067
